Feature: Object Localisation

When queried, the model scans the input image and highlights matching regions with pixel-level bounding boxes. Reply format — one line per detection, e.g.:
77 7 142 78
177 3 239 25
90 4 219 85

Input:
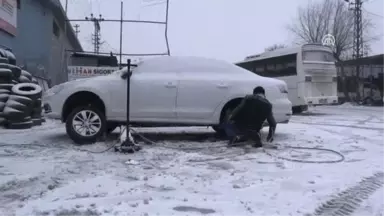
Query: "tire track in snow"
307 172 384 216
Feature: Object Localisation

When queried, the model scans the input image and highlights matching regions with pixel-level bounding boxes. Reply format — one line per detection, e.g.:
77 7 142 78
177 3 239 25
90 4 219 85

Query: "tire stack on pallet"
0 57 44 129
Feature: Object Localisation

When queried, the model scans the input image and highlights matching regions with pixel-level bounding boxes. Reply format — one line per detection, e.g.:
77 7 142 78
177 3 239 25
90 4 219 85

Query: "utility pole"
73 24 80 37
86 13 104 53
345 0 364 101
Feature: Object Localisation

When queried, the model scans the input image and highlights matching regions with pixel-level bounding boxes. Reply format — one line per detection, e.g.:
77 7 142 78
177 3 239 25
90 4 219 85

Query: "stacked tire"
0 57 44 129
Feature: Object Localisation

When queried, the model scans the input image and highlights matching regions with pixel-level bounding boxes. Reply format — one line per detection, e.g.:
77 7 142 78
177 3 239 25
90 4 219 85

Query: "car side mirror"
121 71 132 79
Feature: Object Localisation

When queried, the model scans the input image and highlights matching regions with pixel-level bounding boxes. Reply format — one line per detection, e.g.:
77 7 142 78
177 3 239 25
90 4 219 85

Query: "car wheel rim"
72 110 102 137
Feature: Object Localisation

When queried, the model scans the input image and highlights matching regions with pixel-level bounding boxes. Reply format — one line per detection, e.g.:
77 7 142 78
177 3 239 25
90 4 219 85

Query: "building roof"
37 0 83 51
337 54 384 66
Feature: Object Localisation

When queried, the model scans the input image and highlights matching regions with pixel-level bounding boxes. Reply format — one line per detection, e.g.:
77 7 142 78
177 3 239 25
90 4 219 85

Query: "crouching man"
224 86 276 148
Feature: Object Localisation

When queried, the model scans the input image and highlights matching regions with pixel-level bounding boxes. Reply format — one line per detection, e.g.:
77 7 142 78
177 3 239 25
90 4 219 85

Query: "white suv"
43 56 292 144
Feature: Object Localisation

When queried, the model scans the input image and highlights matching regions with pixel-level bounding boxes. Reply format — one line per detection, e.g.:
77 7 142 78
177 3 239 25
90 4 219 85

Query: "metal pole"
126 59 131 138
119 1 123 69
164 0 171 55
62 0 69 83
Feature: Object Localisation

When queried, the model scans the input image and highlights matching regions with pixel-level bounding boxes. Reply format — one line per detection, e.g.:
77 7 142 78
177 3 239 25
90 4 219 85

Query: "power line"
363 7 384 18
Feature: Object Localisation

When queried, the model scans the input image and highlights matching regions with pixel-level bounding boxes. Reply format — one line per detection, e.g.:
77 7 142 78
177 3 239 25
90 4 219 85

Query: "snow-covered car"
43 56 292 144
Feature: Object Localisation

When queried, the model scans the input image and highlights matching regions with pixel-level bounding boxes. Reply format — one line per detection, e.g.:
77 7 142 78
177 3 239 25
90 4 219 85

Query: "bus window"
302 50 335 62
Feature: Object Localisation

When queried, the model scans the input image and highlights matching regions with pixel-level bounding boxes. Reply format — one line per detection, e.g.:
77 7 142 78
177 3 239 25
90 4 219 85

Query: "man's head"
253 86 265 95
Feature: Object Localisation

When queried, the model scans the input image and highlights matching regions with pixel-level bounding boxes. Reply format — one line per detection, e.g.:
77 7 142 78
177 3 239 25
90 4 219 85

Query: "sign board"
322 34 335 47
0 0 17 36
67 66 119 81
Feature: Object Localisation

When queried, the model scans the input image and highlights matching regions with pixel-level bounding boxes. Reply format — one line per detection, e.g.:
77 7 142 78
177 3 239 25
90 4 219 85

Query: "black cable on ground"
131 128 345 164
0 127 346 163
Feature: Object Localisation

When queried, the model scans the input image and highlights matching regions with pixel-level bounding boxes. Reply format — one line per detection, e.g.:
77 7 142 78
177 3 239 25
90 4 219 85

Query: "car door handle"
216 83 229 88
165 82 176 88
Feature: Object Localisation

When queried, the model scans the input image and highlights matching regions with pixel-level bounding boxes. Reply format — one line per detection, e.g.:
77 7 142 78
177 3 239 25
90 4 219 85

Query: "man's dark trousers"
223 121 262 147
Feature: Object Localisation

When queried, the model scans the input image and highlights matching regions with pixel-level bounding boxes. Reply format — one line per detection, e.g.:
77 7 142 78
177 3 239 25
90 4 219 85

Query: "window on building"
53 21 60 38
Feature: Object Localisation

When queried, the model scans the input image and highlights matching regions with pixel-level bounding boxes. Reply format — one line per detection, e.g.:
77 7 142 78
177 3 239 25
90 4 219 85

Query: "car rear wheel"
212 106 233 136
65 106 106 145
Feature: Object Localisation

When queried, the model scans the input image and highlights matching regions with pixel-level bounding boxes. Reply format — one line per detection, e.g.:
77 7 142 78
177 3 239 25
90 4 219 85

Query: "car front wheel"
65 106 106 145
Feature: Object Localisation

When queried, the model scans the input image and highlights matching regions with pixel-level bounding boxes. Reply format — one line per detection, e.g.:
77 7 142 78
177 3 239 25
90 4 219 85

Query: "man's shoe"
253 140 263 148
228 136 241 146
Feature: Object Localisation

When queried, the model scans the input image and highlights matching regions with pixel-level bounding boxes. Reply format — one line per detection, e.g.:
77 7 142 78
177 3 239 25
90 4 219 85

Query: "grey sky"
61 0 384 62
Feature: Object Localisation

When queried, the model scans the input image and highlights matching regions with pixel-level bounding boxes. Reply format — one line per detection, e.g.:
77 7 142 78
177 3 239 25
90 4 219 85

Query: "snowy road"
0 105 383 216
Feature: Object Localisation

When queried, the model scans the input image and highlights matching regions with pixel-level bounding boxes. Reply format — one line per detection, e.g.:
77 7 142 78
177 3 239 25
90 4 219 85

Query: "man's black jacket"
229 94 277 135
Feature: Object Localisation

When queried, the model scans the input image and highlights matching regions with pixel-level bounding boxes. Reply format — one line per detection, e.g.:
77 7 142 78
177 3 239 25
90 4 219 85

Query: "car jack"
114 127 142 154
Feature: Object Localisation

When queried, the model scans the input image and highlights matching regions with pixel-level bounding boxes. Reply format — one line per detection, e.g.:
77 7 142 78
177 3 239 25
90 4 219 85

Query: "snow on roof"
135 56 244 74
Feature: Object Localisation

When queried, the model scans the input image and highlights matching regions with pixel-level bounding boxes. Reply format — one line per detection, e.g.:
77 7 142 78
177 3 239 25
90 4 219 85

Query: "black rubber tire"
65 106 106 145
12 83 42 100
106 123 118 134
0 84 14 91
0 68 12 79
7 116 32 124
5 99 29 112
212 106 234 136
32 118 43 126
18 75 31 83
0 63 22 78
0 117 6 126
2 106 30 120
21 70 32 80
5 121 33 129
8 95 33 106
0 93 9 102
0 57 8 64
0 77 11 84
31 78 38 84
0 89 10 94
0 101 4 111
4 50 16 66
34 98 42 108
32 107 42 114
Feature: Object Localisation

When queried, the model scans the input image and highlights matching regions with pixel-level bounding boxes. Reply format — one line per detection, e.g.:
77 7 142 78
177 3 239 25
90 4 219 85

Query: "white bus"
236 43 338 113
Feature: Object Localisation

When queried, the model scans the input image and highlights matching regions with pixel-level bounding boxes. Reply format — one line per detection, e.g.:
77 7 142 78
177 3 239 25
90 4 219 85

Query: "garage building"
0 0 83 86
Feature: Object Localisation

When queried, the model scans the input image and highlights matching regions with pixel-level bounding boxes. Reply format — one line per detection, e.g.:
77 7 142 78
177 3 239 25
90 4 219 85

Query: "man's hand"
266 127 275 142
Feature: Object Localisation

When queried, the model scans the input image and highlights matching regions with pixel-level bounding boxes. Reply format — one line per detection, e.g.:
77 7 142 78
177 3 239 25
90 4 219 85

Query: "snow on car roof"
135 56 252 75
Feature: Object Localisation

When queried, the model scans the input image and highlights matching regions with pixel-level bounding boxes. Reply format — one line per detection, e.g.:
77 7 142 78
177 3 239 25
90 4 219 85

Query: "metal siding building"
0 0 82 85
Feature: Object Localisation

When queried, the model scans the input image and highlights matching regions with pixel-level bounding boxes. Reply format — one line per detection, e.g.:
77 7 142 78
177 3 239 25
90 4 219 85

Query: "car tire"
8 95 33 106
5 99 29 112
21 70 32 80
65 106 106 145
0 117 6 126
0 93 9 102
18 75 31 83
363 97 374 105
0 101 5 111
2 106 30 120
0 57 8 64
106 123 118 134
0 63 22 78
0 84 14 91
0 89 10 94
5 121 33 129
0 68 12 79
32 118 43 126
212 106 234 136
11 83 42 100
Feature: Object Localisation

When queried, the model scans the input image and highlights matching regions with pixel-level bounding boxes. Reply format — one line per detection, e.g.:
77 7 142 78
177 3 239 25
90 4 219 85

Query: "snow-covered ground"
0 105 383 216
